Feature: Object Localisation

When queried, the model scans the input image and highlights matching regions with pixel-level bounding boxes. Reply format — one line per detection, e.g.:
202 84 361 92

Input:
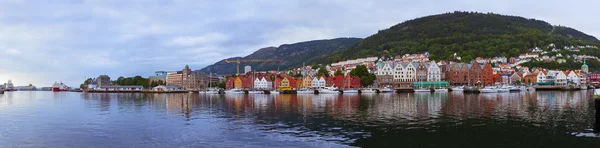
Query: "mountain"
199 38 362 75
329 11 600 63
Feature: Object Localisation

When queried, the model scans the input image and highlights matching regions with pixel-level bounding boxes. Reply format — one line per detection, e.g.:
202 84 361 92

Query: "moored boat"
497 85 510 92
248 90 264 94
199 88 219 94
51 81 69 92
361 88 377 94
297 88 314 94
434 88 448 92
452 86 464 92
342 89 359 94
414 88 431 92
318 86 339 94
480 86 498 93
225 88 244 94
380 86 395 93
270 90 280 94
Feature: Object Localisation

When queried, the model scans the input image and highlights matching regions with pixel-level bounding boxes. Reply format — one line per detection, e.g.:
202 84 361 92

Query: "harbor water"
0 91 599 147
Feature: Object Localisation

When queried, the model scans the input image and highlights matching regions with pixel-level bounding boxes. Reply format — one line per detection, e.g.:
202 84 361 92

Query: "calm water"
0 91 599 147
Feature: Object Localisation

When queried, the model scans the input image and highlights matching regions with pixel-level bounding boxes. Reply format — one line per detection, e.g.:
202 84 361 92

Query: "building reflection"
77 91 595 125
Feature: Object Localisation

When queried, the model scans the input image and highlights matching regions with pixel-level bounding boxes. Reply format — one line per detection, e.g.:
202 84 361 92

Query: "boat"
508 85 521 91
480 86 498 93
452 86 464 92
497 85 510 92
199 88 219 94
297 88 314 94
361 88 377 94
248 90 264 94
342 89 359 94
434 88 448 92
0 88 4 94
225 88 245 94
51 81 69 92
380 86 395 93
318 85 339 94
4 80 16 91
414 88 431 92
270 90 280 94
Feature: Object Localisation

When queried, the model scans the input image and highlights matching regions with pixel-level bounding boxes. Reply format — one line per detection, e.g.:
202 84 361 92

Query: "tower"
582 59 589 73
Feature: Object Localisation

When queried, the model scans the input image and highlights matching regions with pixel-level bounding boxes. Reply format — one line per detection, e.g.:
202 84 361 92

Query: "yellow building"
234 77 243 88
278 77 291 90
303 76 312 88
296 78 303 89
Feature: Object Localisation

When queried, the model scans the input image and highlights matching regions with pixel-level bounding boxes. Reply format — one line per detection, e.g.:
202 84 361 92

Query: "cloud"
0 0 598 87
167 33 230 47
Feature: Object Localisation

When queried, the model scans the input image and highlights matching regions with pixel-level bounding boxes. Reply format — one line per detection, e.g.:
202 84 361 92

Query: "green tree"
349 65 377 86
317 68 330 77
334 69 344 76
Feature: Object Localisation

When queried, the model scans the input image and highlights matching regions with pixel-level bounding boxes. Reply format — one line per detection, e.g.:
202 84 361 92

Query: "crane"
225 59 282 74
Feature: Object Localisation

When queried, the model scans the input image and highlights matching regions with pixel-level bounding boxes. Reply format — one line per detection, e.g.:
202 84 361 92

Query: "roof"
154 85 180 89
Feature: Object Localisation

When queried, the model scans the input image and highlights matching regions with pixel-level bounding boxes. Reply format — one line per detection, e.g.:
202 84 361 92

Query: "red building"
482 63 494 85
226 77 235 89
333 75 344 88
468 62 482 85
326 77 334 87
588 71 600 85
350 76 361 88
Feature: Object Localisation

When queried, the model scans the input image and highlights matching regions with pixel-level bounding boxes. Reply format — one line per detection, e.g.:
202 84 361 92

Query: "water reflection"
1 91 599 147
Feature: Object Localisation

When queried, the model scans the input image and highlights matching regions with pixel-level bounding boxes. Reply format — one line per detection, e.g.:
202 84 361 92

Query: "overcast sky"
0 0 598 86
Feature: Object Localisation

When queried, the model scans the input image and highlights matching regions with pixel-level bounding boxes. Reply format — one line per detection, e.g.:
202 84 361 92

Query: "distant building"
96 75 112 87
149 71 168 84
244 65 252 74
166 65 209 90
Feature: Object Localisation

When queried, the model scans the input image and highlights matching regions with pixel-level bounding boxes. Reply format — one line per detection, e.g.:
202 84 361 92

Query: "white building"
244 65 252 74
311 77 326 89
376 61 394 76
427 61 441 82
536 72 546 83
567 71 580 85
555 71 567 86
153 85 181 91
254 77 271 90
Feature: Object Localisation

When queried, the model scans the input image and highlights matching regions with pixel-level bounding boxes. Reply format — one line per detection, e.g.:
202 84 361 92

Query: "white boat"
225 88 245 94
414 88 431 92
270 90 280 94
248 90 264 94
434 87 448 92
297 88 314 94
199 88 219 94
361 88 377 94
508 85 521 91
497 85 509 92
318 86 339 94
519 86 528 91
342 89 359 94
480 86 498 93
380 86 395 93
452 86 464 92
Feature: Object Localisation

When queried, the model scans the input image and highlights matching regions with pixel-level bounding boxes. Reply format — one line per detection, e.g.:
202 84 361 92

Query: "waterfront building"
97 75 112 87
468 62 482 85
278 77 292 90
334 75 344 88
415 62 428 82
509 72 522 84
303 76 312 88
536 71 547 83
350 76 361 88
98 85 143 91
426 61 441 82
234 77 243 88
567 71 580 85
523 72 537 85
254 77 271 90
149 71 168 84
587 71 600 85
555 71 568 86
226 77 235 89
446 63 469 86
482 63 494 85
295 78 303 89
166 65 209 90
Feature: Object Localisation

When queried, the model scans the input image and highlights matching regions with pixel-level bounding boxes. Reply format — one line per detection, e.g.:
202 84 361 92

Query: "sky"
0 0 598 87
